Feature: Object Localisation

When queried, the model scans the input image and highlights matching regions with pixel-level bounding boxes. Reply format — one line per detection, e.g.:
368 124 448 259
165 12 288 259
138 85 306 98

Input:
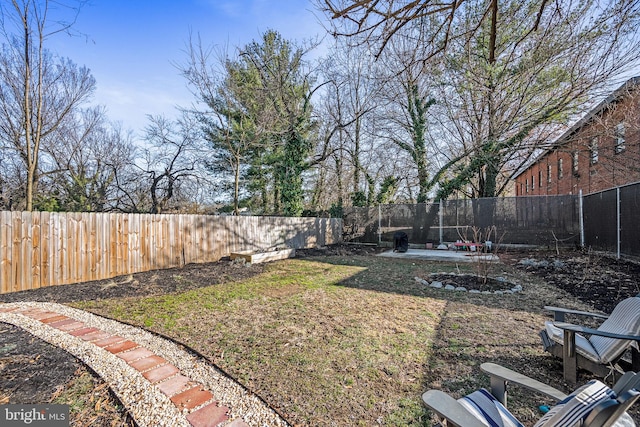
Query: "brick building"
514 76 640 196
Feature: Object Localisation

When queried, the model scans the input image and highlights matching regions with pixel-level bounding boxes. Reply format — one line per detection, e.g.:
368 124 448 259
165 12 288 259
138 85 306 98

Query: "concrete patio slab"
377 248 500 263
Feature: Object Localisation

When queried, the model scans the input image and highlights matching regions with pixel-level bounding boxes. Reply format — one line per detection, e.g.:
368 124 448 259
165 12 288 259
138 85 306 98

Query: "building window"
547 164 552 183
615 123 626 153
572 151 579 175
590 137 599 164
531 175 535 190
538 170 542 187
525 179 529 193
558 158 563 178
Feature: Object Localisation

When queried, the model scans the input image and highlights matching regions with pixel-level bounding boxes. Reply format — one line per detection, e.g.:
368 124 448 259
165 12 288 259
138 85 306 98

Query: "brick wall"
515 84 640 196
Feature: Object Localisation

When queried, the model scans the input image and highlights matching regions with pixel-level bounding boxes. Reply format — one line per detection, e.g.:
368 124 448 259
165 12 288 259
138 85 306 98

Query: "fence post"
617 187 621 259
579 190 585 249
378 204 382 245
439 200 444 245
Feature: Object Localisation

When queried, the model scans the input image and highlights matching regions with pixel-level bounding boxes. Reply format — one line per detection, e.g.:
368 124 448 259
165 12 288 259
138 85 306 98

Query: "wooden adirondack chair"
540 296 640 383
422 362 640 427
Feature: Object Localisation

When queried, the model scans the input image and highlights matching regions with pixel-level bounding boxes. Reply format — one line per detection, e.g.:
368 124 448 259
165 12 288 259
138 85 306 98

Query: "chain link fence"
584 181 640 258
344 186 640 259
344 195 580 248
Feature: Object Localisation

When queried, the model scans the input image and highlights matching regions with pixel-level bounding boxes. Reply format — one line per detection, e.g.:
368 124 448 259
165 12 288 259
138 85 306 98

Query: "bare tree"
139 113 206 214
42 107 134 211
319 0 492 62
0 145 24 209
373 33 439 204
0 0 94 211
426 0 640 201
314 37 404 212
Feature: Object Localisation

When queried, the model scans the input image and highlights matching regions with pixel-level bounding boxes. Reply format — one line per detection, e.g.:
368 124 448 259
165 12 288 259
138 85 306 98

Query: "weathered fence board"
0 212 342 294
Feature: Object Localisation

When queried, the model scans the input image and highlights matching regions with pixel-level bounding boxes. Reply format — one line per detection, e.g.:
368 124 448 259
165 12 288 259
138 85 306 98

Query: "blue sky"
50 0 326 135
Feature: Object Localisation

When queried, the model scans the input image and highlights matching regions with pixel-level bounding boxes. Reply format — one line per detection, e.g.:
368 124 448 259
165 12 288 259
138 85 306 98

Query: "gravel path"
0 302 290 427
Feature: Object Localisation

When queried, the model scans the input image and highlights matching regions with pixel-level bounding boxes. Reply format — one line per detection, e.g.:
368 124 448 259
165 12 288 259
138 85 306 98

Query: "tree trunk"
233 159 241 215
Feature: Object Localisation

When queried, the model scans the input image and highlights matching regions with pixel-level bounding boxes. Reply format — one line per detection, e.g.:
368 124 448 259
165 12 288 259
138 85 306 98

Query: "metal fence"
344 195 581 247
583 181 640 258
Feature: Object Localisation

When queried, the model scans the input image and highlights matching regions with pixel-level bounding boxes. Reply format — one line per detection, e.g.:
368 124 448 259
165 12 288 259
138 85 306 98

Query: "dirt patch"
294 243 386 257
503 250 640 313
426 273 517 293
0 322 79 403
0 244 381 305
0 322 134 426
0 258 268 304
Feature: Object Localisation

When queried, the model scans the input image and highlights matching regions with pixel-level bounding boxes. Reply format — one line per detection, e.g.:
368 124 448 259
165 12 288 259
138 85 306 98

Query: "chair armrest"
553 322 640 341
421 390 487 427
480 362 567 405
544 306 609 322
612 371 640 396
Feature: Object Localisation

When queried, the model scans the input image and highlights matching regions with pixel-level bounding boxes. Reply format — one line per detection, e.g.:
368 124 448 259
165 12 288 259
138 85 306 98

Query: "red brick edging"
0 305 248 427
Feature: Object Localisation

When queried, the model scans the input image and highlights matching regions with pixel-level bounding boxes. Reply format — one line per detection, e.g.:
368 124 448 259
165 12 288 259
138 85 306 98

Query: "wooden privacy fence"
0 211 342 294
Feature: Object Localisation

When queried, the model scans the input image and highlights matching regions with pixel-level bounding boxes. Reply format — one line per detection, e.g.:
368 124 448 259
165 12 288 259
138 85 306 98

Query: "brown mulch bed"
426 273 517 292
503 249 640 313
0 322 79 403
0 323 135 426
1 245 639 425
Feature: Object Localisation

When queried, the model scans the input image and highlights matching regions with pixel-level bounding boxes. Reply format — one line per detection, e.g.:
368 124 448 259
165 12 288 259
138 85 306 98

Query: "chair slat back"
533 380 616 427
590 297 640 363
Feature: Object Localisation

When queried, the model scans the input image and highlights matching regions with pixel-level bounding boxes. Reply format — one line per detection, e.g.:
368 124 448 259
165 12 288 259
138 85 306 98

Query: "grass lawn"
72 253 604 426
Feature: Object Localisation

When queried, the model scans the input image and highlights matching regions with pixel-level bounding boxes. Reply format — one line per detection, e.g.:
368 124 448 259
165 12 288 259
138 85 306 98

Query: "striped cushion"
590 297 640 363
532 379 637 427
458 382 636 427
458 389 524 427
545 297 640 364
545 321 601 363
